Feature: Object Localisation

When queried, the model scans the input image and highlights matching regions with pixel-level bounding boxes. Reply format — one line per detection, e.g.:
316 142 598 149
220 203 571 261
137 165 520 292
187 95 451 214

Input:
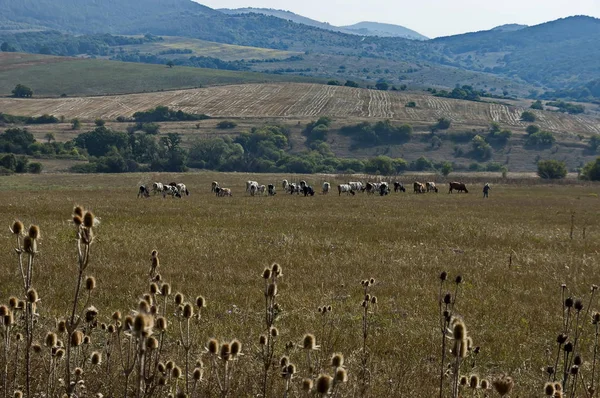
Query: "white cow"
349 181 363 192
338 184 356 196
282 179 289 191
176 183 189 196
246 180 259 194
152 182 164 195
162 185 181 198
322 182 331 195
249 182 259 196
258 185 267 195
211 181 219 193
426 182 438 193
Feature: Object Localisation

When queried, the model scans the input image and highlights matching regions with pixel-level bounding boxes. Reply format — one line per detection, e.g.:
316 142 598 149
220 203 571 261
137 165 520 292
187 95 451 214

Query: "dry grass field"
2 83 599 136
0 172 598 397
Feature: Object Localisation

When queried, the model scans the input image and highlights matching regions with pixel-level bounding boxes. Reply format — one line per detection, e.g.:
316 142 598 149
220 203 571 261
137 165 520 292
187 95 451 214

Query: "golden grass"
0 172 599 396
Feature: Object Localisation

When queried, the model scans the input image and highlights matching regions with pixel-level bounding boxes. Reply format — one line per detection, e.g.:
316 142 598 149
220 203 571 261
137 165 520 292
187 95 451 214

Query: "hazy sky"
197 0 600 38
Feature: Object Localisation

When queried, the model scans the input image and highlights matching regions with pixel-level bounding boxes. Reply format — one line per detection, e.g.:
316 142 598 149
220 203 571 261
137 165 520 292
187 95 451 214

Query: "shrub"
471 135 492 160
530 100 543 110
527 131 555 147
405 101 416 108
217 120 237 129
526 125 540 135
537 159 567 179
580 157 600 181
28 162 43 174
432 117 451 131
440 161 453 176
521 111 536 122
589 135 600 152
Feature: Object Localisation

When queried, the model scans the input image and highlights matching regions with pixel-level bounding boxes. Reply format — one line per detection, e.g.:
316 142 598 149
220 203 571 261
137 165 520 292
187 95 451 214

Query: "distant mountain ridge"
491 23 528 32
220 7 428 40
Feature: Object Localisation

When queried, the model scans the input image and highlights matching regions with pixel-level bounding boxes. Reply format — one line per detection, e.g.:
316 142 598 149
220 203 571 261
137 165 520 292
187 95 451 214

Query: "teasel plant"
438 272 464 398
0 302 16 398
175 293 206 395
315 304 336 374
205 337 243 398
10 220 41 398
259 263 283 398
359 277 377 397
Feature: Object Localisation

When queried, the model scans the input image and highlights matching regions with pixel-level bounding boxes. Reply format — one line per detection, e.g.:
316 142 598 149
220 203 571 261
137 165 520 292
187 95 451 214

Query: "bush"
133 106 209 122
28 162 43 174
470 135 492 160
405 101 416 108
217 120 237 129
432 117 451 131
589 135 600 152
70 163 99 173
530 100 544 110
440 161 453 176
95 119 106 127
364 156 394 175
527 131 555 147
327 80 341 86
521 111 536 122
526 125 540 135
344 80 359 88
537 159 567 179
12 84 33 98
580 157 600 181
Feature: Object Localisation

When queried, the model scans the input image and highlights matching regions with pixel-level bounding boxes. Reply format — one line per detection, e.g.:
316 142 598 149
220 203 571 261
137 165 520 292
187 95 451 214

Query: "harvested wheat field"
0 172 598 397
1 83 599 135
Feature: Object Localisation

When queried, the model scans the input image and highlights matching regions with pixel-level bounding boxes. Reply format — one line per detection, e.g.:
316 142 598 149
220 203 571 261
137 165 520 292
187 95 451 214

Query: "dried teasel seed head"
544 382 556 396
157 362 166 373
230 339 241 357
575 299 584 312
70 331 83 347
564 342 573 353
460 376 468 386
32 344 42 354
158 377 166 386
263 268 272 279
574 355 582 366
8 297 18 309
440 271 448 281
315 374 333 394
73 215 82 227
174 293 184 305
0 306 7 317
557 334 568 344
73 206 84 218
593 312 600 325
259 335 267 345
23 236 34 253
85 276 96 291
14 391 23 398
4 312 14 326
183 303 194 319
271 263 281 276
45 332 57 348
335 367 348 383
11 220 24 235
112 311 122 321
149 283 158 295
171 366 182 379
133 314 153 335
492 375 514 396
565 297 574 308
302 378 313 391
83 212 95 229
107 325 115 334
371 296 377 305
455 275 463 284
369 278 375 285
327 305 332 312
16 333 23 342
156 316 167 332
452 319 467 340
546 366 555 375
90 351 101 365
207 338 219 355
469 374 479 389
161 283 171 296
196 296 206 308
302 334 317 350
147 337 159 350
28 225 40 240
193 367 203 381
270 327 279 338
443 293 452 304
287 363 297 376
280 355 289 367
331 353 344 368
220 343 231 361
365 294 371 302
571 365 579 375
27 288 38 303
480 379 489 390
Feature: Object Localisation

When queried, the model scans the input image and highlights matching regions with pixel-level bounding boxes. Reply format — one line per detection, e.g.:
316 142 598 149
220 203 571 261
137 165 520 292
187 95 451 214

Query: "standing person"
483 183 491 198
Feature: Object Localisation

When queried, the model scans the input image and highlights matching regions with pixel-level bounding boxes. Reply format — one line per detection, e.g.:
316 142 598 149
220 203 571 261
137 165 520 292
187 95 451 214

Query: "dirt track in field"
1 83 599 134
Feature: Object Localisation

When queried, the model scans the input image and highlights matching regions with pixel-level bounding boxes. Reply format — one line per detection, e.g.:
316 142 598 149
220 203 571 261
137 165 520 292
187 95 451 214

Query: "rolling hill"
341 21 428 40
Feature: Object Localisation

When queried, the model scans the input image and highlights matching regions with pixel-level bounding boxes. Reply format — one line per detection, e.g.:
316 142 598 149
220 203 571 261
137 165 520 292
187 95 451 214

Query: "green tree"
433 117 451 131
580 157 600 181
537 159 567 179
405 101 416 108
490 122 501 134
71 118 81 130
44 133 55 143
0 154 17 171
11 84 33 98
166 60 174 68
344 80 359 88
440 161 453 176
28 162 43 174
364 156 394 175
375 82 389 91
527 131 555 147
95 119 106 127
471 135 492 160
530 100 544 110
589 134 600 152
521 111 536 122
526 125 540 135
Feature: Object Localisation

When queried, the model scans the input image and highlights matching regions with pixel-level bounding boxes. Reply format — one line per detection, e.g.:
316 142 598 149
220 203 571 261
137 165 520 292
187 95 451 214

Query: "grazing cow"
338 184 355 196
302 185 315 197
322 182 331 195
163 185 182 198
246 180 259 194
394 182 406 193
211 181 219 193
379 182 390 196
268 184 276 196
249 183 259 196
176 183 190 196
426 182 438 193
365 182 376 195
288 183 301 195
349 181 363 192
282 179 289 191
299 180 307 189
138 185 150 198
449 182 469 194
258 185 267 195
152 182 164 195
413 182 426 193
217 187 232 197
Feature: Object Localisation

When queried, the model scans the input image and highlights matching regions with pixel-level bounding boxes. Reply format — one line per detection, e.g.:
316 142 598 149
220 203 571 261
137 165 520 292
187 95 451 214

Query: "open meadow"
0 172 598 397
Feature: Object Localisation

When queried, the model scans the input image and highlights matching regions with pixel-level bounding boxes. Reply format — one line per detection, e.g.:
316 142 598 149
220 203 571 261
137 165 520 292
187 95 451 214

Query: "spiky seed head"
147 337 159 350
564 342 573 353
138 300 150 314
230 339 241 357
220 343 231 361
16 333 23 342
444 293 452 304
152 256 159 269
85 306 98 323
270 327 279 338
85 276 96 291
73 206 84 217
440 271 448 281
70 331 83 347
4 312 14 326
303 334 316 350
557 334 568 344
331 353 344 368
263 268 272 279
571 366 579 375
133 314 153 336
453 339 468 358
546 366 555 375
28 225 40 240
143 294 153 305
593 312 600 325
175 392 187 398
318 307 323 313
469 375 479 389
575 299 584 312
259 335 267 345
207 338 219 355
75 367 83 377
365 294 371 302
0 306 7 317
371 296 377 305
73 215 82 227
455 275 463 284
112 311 122 321
83 212 95 228
287 364 297 375
280 356 290 367
14 391 23 398
27 288 38 303
32 344 42 354
172 366 182 379
17 301 25 310
10 220 24 235
452 319 467 340
158 362 166 373
196 296 206 308
315 374 333 395
156 316 167 332
155 273 162 282
23 236 35 253
327 305 332 312
149 283 158 295
193 368 203 381
369 278 375 285
161 283 171 296
565 297 574 308
335 367 348 383
492 375 514 396
302 378 313 392
91 351 101 365
45 332 57 348
480 379 489 390
183 303 194 319
56 348 65 359
107 325 115 334
271 263 281 275
158 377 166 386
574 355 582 366
174 293 184 305
544 382 555 396
8 297 18 308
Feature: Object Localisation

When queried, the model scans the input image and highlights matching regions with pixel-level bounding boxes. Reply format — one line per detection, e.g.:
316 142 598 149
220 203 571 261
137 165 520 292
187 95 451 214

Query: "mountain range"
219 8 429 40
0 0 599 99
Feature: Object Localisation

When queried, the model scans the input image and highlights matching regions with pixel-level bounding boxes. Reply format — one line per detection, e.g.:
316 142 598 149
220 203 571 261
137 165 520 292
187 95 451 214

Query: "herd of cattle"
138 179 470 198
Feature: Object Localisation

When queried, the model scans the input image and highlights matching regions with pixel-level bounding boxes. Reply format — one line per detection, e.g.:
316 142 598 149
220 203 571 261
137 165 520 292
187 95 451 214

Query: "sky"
197 0 600 38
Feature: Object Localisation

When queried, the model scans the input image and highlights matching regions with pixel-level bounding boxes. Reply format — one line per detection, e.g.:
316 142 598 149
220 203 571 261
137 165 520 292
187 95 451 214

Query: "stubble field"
0 172 598 397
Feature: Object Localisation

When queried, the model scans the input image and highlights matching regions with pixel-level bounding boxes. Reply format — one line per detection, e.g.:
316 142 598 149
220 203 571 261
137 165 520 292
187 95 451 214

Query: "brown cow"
449 182 468 193
413 182 426 193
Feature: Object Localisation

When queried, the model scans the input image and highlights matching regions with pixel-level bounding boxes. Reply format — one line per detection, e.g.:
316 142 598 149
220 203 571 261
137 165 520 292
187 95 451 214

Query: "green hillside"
0 53 321 96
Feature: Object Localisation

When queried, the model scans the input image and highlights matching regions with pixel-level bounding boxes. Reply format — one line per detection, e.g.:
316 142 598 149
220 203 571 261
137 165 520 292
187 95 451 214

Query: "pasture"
0 172 598 396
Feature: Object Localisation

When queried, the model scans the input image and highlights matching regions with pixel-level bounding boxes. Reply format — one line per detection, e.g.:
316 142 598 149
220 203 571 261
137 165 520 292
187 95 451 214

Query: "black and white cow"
138 185 150 198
